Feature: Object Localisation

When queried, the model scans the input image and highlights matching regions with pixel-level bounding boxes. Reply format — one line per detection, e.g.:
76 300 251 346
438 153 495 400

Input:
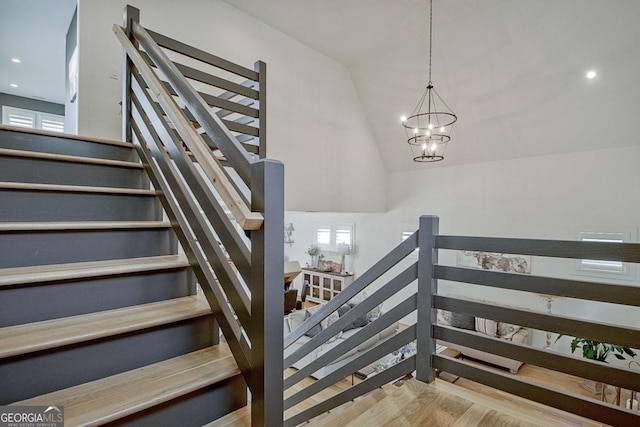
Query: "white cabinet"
302 268 354 304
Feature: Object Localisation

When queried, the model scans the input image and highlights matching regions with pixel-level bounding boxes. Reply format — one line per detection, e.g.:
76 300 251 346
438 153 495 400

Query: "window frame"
2 106 65 133
575 227 637 281
314 223 355 251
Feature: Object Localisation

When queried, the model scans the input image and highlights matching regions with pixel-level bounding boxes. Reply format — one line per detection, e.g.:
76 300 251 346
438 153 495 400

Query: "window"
2 106 65 133
575 228 636 280
315 223 354 250
399 224 418 258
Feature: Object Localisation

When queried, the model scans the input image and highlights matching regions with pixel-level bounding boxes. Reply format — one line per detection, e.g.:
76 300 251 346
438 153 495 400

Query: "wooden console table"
302 268 353 304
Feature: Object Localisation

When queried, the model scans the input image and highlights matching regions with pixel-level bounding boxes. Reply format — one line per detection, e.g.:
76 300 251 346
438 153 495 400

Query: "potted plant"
568 338 636 363
306 244 320 268
559 336 637 394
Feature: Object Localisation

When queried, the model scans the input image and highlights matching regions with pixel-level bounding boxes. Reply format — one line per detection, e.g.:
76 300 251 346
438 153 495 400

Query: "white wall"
75 0 386 212
380 145 640 352
283 211 384 291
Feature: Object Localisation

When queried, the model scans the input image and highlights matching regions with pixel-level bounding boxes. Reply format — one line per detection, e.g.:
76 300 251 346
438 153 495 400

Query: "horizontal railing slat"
223 119 259 137
159 80 260 120
435 265 640 307
130 120 252 377
285 294 417 388
434 325 640 392
284 231 419 348
435 295 640 349
200 90 260 118
283 356 415 427
285 263 417 368
174 62 259 99
117 23 262 230
433 356 640 427
128 22 256 188
139 50 259 99
285 325 416 410
146 28 259 80
131 72 253 279
131 105 252 324
436 235 640 262
215 97 256 120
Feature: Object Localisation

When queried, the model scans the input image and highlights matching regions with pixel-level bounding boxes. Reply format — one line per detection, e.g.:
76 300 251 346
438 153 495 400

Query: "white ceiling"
0 0 77 104
223 0 640 172
2 0 639 172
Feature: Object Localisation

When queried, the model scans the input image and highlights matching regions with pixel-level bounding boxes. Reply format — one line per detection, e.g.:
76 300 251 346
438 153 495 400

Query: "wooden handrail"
113 24 263 231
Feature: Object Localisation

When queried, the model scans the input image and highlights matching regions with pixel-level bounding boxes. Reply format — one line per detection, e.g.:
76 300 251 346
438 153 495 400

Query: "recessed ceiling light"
11 58 21 63
10 83 18 88
586 70 597 79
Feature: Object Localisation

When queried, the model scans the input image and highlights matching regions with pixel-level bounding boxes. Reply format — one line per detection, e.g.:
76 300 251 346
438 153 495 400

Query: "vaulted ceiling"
2 0 639 173
223 0 640 172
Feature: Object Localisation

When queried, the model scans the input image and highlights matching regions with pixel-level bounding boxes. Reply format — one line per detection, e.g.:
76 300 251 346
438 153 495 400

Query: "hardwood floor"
287 361 613 426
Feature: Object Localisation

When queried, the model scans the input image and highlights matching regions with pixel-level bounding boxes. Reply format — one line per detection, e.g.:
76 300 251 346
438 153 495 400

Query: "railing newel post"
416 215 439 383
250 159 284 426
122 5 139 143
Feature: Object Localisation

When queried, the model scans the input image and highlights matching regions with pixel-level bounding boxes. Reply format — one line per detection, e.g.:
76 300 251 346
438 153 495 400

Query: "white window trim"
574 227 637 281
314 223 355 251
2 106 65 133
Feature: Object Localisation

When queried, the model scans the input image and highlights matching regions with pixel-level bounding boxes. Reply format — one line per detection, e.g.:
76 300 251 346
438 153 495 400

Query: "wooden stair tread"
204 405 250 427
0 124 134 148
0 181 156 195
0 221 170 232
0 294 211 359
0 147 143 168
0 254 189 287
15 345 240 426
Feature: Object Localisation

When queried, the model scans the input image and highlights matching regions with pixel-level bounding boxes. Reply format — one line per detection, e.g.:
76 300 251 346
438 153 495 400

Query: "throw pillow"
303 309 323 338
367 304 383 322
475 317 498 337
320 311 339 330
337 303 351 317
436 309 452 326
336 302 370 331
287 310 306 333
321 311 341 342
348 302 370 328
449 312 475 330
497 322 522 340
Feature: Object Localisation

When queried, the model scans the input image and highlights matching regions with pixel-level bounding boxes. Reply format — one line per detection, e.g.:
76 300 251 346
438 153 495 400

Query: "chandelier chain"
428 0 433 84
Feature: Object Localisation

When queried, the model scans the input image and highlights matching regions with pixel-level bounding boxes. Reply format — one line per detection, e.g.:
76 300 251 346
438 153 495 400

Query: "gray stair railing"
432 227 640 427
115 6 283 425
286 215 640 427
282 218 432 426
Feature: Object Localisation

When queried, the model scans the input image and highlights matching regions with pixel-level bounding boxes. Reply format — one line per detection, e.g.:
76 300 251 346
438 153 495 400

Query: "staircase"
0 125 247 426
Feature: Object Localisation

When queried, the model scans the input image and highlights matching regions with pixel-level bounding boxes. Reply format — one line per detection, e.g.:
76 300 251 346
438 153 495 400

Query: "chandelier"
401 0 457 163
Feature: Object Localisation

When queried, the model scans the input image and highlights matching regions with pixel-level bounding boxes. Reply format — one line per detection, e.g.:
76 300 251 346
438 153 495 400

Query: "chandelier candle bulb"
401 0 457 163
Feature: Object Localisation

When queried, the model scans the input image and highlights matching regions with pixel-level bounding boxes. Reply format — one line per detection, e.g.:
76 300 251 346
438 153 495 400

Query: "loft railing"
115 6 283 425
286 215 640 426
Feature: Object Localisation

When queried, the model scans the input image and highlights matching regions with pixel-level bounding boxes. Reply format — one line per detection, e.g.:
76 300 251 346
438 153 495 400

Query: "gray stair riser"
0 268 194 327
0 315 215 404
0 130 135 162
113 376 247 427
0 190 160 222
0 228 175 268
0 156 146 189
